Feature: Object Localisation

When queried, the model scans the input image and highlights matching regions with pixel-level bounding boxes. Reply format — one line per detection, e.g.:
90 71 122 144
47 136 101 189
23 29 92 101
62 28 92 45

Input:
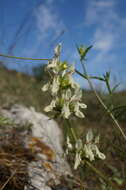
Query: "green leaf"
111 83 120 93
113 177 124 185
0 116 11 125
76 44 93 61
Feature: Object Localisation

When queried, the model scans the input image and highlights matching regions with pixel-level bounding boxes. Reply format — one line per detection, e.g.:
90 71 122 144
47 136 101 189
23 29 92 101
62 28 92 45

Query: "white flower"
84 129 106 161
65 136 72 155
51 76 60 95
79 103 87 109
63 89 72 100
61 102 71 119
44 99 56 112
67 73 80 89
41 83 50 92
74 139 83 170
66 136 73 150
47 57 57 69
95 135 100 144
71 88 82 101
42 44 87 119
74 102 85 118
74 152 81 170
69 65 75 73
93 145 106 160
86 129 93 143
54 43 61 57
75 109 85 118
75 139 83 150
47 44 61 73
84 144 95 161
70 88 87 118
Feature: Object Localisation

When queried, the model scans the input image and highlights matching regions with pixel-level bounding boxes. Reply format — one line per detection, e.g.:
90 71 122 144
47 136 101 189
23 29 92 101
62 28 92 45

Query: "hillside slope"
0 66 126 189
0 66 125 125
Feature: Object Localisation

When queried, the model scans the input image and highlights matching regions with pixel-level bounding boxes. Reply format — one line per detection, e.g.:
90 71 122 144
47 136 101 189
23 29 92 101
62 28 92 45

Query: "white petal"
47 58 57 69
73 102 85 118
75 110 85 118
95 135 100 144
44 100 56 112
51 76 60 95
79 103 87 109
74 152 81 170
69 65 75 73
71 88 82 101
75 139 83 150
68 75 79 89
44 105 52 112
84 144 95 161
75 88 82 99
61 102 71 119
54 44 61 57
98 152 106 160
86 129 93 143
67 136 73 150
41 83 49 92
61 70 66 77
65 89 72 100
94 145 106 160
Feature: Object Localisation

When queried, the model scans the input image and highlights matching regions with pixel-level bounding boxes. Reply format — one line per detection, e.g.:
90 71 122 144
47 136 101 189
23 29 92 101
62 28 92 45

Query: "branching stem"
76 60 126 141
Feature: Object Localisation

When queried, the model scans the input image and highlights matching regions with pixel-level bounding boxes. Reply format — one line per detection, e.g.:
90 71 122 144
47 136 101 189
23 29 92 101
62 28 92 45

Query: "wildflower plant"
0 42 124 189
42 44 106 172
42 44 87 119
66 129 106 170
40 43 126 189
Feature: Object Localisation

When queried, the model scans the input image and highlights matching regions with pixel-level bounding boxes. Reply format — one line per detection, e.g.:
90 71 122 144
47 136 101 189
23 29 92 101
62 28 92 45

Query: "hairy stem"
76 60 126 141
0 53 50 61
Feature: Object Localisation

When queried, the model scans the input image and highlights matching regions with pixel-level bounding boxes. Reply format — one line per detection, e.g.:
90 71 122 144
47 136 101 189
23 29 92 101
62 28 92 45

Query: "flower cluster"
42 44 87 119
66 129 106 170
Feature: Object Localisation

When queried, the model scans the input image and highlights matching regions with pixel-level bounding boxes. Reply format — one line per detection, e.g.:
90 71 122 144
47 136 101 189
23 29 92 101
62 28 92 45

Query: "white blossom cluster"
66 129 106 170
42 44 87 119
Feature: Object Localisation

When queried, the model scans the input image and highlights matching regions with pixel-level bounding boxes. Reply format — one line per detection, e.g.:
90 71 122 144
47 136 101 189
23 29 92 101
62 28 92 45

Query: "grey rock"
0 104 71 190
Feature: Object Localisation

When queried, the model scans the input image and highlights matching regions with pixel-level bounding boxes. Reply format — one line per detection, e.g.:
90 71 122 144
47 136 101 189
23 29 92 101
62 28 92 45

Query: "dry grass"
0 66 126 189
0 125 36 190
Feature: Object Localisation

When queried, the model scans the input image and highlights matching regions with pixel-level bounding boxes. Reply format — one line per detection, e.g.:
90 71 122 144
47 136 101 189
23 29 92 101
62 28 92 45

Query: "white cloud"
84 0 126 74
85 0 116 26
79 0 126 89
35 4 64 42
93 29 114 52
95 1 114 7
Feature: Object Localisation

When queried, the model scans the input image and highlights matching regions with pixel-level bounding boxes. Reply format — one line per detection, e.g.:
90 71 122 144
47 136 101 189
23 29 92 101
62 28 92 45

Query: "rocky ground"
0 104 75 190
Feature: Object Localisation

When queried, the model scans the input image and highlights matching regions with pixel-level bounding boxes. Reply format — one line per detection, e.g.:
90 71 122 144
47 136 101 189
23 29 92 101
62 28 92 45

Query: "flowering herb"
42 44 87 119
66 129 106 170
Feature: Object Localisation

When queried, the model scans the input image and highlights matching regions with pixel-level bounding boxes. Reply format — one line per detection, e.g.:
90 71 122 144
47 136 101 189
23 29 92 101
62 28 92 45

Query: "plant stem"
0 170 16 190
66 119 78 142
76 60 126 141
84 160 120 190
0 53 51 61
65 119 120 189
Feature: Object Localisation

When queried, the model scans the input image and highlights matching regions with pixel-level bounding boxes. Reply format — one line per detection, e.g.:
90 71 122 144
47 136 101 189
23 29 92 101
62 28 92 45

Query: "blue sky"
0 0 126 89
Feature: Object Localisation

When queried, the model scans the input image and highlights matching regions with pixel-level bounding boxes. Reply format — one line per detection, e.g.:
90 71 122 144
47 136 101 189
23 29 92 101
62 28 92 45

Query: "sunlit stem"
78 60 126 141
0 54 51 61
65 119 77 143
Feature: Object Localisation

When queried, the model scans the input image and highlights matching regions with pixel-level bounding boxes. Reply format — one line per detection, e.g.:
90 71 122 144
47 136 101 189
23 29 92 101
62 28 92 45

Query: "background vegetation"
0 64 126 189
